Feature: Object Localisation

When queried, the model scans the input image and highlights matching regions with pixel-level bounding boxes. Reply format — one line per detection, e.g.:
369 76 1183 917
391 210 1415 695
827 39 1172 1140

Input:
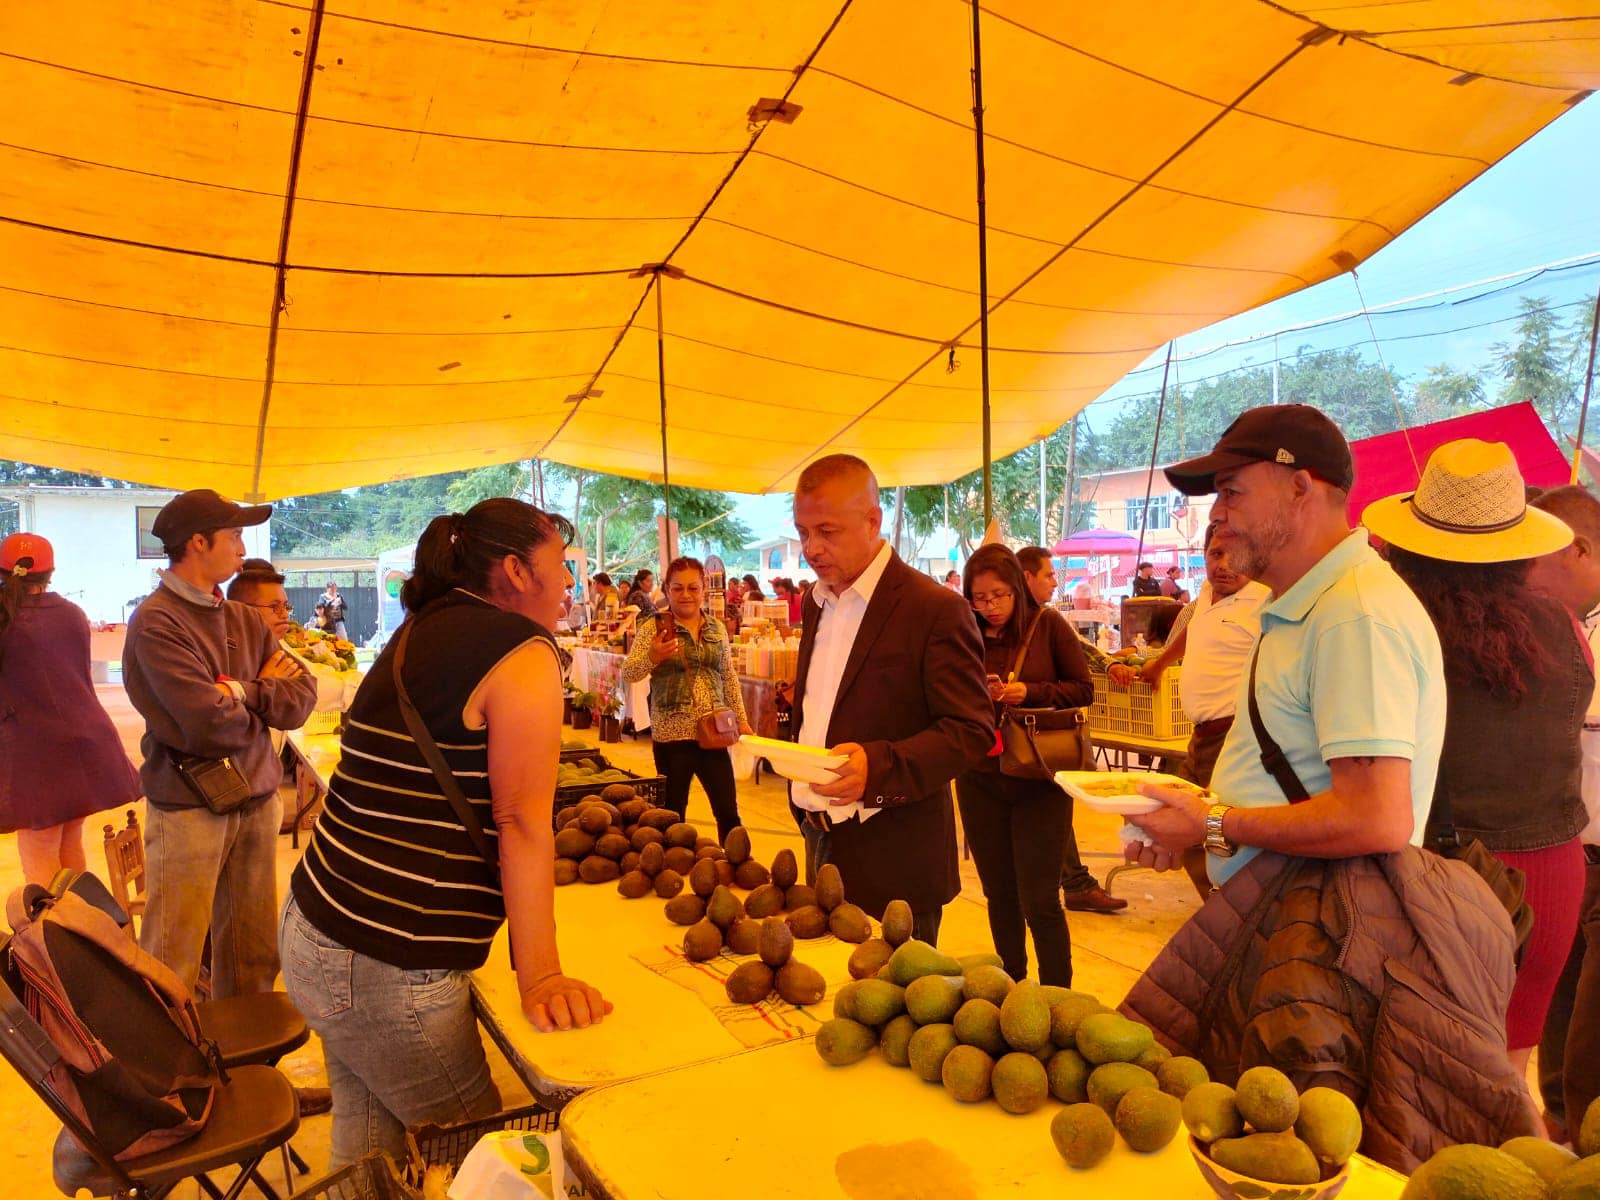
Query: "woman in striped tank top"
280 498 610 1168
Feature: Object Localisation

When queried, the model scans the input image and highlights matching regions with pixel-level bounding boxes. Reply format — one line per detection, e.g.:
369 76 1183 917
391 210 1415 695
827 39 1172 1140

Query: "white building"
0 486 272 624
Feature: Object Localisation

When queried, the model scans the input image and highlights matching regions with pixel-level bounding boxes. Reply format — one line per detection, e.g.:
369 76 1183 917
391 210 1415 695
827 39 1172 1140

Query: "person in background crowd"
788 455 993 942
124 490 318 1001
591 573 620 620
1374 443 1589 1114
621 558 752 841
1160 565 1190 602
0 532 141 884
771 577 804 624
283 498 609 1168
943 570 963 592
1527 483 1600 1143
228 558 294 639
1016 546 1059 608
1120 407 1536 1158
1019 545 1124 913
309 601 329 631
624 569 657 614
321 581 348 639
741 573 765 601
1131 562 1162 597
1112 522 1268 894
958 545 1094 983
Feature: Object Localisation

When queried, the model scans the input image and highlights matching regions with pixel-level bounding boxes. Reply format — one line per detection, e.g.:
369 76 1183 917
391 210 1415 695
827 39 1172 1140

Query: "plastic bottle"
1096 626 1112 654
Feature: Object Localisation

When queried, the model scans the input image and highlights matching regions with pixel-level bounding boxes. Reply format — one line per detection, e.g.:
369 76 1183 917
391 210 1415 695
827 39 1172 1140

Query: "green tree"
1408 364 1485 426
0 460 135 487
1494 296 1574 432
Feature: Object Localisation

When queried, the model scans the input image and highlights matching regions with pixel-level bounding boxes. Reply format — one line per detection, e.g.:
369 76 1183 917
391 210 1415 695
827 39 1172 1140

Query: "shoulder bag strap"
1246 639 1311 803
1008 605 1048 683
392 621 502 885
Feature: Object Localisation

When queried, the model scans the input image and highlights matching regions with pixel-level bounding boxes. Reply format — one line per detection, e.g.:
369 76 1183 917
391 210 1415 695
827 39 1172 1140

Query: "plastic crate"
559 746 610 766
1088 666 1192 740
290 1152 418 1200
405 1104 559 1187
302 708 344 736
553 765 665 812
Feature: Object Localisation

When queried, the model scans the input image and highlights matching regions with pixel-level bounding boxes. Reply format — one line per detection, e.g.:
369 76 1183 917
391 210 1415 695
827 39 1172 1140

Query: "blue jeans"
279 895 500 1168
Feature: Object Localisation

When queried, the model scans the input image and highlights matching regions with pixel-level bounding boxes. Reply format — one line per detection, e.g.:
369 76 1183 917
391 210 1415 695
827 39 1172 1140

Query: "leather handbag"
170 751 254 815
696 707 740 750
997 608 1093 779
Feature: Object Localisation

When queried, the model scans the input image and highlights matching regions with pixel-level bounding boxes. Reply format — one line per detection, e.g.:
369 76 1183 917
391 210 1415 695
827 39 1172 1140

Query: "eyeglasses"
970 590 1014 609
244 600 293 615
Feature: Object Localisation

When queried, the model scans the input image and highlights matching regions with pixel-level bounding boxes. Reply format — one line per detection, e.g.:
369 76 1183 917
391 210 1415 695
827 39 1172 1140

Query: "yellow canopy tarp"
2 1 1595 498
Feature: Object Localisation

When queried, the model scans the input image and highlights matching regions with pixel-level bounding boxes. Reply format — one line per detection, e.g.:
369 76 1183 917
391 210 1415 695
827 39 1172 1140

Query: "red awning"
1347 402 1569 524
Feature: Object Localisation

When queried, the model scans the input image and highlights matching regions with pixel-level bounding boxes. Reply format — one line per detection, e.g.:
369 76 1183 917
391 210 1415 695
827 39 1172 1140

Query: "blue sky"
735 100 1600 543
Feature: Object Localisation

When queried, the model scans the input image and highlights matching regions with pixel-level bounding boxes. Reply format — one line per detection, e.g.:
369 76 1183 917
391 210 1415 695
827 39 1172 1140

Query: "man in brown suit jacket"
790 456 994 942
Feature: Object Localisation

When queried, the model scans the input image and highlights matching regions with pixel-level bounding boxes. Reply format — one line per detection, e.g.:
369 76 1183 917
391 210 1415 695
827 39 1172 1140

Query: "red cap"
1 532 55 574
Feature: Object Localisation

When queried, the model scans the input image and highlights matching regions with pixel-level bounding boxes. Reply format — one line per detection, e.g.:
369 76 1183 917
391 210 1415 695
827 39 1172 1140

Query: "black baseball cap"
151 489 272 544
1165 404 1354 496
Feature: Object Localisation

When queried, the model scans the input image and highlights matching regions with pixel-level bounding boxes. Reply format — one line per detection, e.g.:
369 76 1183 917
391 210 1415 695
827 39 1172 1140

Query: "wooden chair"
102 808 147 931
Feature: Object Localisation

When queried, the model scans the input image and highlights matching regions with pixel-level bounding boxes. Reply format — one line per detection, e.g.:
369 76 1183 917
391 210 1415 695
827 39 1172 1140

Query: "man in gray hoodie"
124 490 317 998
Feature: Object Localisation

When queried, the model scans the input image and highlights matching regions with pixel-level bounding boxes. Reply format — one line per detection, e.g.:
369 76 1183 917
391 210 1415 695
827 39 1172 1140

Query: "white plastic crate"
1088 665 1191 740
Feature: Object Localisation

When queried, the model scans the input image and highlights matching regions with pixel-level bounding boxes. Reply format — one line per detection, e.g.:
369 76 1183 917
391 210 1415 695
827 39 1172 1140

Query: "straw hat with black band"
1362 439 1572 564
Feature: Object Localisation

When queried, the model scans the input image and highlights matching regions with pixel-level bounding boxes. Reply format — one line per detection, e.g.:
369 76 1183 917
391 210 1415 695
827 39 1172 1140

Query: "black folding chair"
0 935 298 1200
46 870 316 1187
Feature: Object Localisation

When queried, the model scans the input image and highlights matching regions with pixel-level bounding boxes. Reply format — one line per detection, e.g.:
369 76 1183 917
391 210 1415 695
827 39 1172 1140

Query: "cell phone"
658 612 676 638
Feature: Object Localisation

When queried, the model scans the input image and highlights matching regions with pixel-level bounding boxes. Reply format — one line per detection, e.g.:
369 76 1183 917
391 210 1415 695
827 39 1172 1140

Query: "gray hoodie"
124 580 318 811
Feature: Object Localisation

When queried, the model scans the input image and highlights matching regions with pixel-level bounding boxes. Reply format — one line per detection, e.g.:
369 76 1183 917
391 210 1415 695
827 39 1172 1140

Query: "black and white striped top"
290 590 554 970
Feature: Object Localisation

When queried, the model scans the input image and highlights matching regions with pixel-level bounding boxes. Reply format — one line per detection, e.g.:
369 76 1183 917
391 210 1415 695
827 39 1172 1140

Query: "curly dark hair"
1387 546 1547 702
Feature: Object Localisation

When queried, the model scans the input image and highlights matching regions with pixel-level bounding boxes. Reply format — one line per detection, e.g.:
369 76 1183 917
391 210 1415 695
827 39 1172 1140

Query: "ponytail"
0 565 54 664
400 499 573 615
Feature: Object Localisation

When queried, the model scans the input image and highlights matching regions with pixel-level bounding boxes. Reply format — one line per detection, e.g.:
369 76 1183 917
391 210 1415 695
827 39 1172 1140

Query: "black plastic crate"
558 746 609 766
405 1104 559 1186
553 766 666 813
290 1152 418 1200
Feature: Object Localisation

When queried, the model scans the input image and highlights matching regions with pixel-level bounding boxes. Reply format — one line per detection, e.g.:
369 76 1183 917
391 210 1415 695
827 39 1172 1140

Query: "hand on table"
811 741 868 805
1122 780 1209 872
521 972 612 1032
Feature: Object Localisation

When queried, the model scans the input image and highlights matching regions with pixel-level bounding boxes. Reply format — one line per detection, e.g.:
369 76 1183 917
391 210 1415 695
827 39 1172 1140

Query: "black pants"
957 769 1073 986
799 820 942 944
652 739 742 842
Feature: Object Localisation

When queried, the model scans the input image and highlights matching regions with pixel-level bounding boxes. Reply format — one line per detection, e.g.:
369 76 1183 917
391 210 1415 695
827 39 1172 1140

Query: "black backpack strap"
392 620 502 885
1246 640 1311 803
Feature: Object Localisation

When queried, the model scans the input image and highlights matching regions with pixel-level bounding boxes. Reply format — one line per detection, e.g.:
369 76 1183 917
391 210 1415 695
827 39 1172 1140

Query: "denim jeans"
279 895 501 1169
140 795 283 997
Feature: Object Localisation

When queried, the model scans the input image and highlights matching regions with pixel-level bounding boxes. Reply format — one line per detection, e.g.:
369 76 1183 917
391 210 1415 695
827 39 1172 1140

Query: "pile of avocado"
553 784 721 885
555 758 639 789
1400 1097 1600 1199
815 938 1189 1163
1181 1066 1361 1186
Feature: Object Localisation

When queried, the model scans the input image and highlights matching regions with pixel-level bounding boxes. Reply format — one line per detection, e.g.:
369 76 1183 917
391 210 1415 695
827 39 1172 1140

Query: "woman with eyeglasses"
622 557 752 840
0 532 141 884
957 544 1094 986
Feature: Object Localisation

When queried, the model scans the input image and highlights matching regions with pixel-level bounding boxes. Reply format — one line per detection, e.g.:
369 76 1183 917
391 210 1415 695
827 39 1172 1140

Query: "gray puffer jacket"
1119 847 1537 1173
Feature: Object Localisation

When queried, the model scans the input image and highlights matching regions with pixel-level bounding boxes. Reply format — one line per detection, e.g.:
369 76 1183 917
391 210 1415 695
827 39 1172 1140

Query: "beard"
1225 510 1294 580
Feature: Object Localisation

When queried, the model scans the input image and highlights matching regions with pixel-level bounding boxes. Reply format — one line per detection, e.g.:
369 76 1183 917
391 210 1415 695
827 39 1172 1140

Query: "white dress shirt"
1178 579 1269 724
792 539 894 823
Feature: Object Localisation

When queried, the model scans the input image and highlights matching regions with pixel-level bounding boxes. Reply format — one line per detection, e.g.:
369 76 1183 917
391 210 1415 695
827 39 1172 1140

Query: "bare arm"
480 639 610 1031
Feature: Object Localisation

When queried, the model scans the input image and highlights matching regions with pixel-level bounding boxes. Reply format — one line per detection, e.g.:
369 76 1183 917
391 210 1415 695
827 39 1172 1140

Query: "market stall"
557 1040 1409 1200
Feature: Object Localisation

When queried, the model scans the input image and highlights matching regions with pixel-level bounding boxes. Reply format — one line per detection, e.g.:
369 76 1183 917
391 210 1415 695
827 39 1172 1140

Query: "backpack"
4 884 224 1159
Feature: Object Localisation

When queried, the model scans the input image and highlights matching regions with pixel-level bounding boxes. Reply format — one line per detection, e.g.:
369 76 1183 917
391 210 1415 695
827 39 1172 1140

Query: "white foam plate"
738 735 848 784
1054 770 1204 814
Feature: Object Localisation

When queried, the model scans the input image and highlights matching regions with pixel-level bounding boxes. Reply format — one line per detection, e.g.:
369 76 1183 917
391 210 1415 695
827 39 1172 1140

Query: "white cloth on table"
791 539 893 824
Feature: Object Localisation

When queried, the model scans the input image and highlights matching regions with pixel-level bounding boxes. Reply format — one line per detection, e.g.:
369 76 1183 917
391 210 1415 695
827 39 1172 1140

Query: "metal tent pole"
1135 343 1176 566
655 273 672 528
969 0 994 526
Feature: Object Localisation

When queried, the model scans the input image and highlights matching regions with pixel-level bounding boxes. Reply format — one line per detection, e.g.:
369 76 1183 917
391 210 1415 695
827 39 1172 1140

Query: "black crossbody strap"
392 621 502 885
1246 640 1311 803
1008 605 1048 682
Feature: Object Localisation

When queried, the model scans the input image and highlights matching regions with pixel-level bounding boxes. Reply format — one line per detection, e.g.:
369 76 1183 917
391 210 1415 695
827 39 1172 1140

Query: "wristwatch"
1203 803 1236 858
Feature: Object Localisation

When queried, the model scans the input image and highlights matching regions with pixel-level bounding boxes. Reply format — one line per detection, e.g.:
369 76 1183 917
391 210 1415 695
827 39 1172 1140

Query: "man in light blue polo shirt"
1125 404 1445 885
